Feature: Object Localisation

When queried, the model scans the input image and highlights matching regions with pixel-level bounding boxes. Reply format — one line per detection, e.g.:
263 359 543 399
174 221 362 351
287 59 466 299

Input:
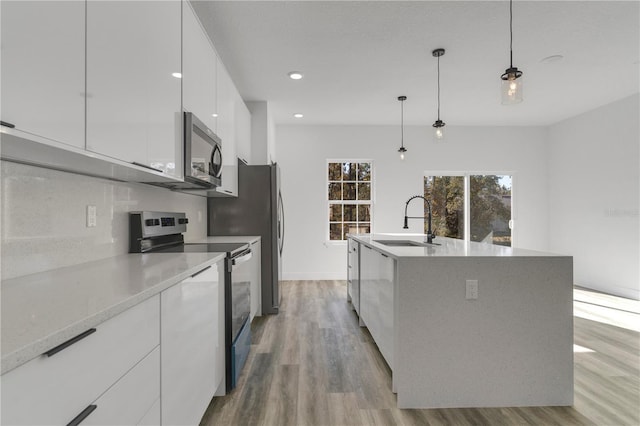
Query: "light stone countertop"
1 251 226 374
350 233 566 259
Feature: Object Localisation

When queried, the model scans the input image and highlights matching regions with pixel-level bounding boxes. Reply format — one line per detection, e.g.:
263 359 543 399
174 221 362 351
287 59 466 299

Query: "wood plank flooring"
200 281 640 426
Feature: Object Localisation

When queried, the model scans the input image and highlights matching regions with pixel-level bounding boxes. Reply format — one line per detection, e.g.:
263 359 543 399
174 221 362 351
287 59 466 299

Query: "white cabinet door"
161 261 224 426
250 240 262 320
347 238 360 315
86 0 181 177
359 245 394 368
1 296 160 426
360 244 375 327
235 91 252 165
214 60 238 196
377 251 395 368
182 1 217 133
0 0 85 148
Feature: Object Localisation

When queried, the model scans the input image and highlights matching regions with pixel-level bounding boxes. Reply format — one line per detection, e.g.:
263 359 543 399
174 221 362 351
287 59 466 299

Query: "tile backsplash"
1 161 208 280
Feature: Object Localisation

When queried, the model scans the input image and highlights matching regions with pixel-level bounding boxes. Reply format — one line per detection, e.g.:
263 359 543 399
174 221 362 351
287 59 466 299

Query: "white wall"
1 161 208 279
246 101 277 165
548 94 639 300
277 125 549 280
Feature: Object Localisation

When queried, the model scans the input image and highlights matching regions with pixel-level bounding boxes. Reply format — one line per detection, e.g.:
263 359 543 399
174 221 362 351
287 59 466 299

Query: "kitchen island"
348 233 574 409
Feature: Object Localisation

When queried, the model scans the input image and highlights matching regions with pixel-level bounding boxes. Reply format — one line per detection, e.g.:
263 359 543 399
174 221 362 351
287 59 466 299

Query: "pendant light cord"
509 0 514 68
401 98 404 148
437 55 441 121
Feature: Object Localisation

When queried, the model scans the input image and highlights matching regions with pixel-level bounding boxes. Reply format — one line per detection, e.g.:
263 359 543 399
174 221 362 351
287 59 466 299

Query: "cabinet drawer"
1 295 160 425
83 347 160 426
138 398 160 425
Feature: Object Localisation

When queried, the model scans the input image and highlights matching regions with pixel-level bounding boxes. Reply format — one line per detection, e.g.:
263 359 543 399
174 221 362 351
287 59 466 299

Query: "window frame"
326 159 374 243
424 170 516 246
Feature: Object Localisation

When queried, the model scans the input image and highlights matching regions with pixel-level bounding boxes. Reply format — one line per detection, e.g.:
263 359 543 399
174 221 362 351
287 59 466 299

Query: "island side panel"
395 256 573 409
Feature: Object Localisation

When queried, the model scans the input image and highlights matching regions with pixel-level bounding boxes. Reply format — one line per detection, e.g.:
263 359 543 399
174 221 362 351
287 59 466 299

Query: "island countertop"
1 251 226 374
350 233 566 259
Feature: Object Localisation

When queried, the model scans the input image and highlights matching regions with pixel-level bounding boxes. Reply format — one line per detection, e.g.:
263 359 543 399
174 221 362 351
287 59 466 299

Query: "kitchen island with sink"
347 233 574 409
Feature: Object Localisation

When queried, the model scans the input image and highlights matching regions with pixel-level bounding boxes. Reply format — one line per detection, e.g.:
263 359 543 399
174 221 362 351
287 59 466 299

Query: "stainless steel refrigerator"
207 162 284 315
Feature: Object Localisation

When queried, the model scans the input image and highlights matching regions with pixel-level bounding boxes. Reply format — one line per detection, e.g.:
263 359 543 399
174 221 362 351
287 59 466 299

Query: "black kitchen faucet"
403 195 436 244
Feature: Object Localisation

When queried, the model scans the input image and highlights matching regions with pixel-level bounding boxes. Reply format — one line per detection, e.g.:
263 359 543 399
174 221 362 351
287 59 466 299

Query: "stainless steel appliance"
207 162 284 315
129 211 251 391
151 112 222 190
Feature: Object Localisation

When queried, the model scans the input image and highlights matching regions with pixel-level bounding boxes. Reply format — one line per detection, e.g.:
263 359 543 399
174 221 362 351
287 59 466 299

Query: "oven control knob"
145 219 155 226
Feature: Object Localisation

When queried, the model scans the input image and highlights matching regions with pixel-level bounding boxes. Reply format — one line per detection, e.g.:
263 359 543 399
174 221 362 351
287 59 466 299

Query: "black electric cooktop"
156 242 248 255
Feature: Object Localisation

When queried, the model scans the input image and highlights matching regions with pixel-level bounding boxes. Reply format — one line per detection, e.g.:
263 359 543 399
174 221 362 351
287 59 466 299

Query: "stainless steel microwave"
183 112 222 188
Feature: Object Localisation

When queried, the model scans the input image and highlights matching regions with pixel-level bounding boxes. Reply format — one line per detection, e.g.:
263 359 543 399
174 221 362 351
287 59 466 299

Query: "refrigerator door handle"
278 191 285 255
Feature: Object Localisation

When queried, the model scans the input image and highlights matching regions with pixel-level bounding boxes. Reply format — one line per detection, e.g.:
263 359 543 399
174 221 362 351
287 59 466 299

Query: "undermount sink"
373 239 440 247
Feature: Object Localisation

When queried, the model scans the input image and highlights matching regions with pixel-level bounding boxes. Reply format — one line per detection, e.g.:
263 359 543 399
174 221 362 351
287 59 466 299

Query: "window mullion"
464 175 470 242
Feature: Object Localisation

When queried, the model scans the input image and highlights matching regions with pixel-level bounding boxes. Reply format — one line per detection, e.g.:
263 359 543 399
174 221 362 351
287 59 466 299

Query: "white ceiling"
192 1 640 127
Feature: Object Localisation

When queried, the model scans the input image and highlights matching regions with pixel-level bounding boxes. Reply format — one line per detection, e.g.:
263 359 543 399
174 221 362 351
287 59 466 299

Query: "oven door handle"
231 249 252 268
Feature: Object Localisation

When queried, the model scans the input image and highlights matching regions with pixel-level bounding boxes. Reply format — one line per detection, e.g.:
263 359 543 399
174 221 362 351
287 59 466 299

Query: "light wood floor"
201 281 640 426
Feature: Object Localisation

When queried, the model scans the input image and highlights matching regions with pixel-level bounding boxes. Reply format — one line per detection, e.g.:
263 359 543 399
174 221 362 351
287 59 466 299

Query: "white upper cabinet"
85 0 182 177
182 1 218 133
0 1 85 148
235 90 252 165
214 61 238 196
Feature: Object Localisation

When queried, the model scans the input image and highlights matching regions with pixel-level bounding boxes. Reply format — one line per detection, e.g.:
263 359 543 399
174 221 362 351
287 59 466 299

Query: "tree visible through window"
328 161 372 240
424 174 512 246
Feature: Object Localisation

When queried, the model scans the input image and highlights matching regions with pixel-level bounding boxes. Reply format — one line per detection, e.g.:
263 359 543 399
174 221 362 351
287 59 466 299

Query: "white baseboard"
282 272 346 281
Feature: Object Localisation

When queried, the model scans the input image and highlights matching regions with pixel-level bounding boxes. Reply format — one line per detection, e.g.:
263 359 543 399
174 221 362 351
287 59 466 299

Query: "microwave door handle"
210 144 223 178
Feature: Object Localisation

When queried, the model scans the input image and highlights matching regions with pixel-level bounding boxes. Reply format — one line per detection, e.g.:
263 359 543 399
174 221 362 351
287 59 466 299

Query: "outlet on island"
466 279 478 300
87 205 97 227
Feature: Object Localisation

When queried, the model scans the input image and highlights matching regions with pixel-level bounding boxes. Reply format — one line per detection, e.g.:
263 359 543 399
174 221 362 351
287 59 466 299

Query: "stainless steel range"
129 211 252 392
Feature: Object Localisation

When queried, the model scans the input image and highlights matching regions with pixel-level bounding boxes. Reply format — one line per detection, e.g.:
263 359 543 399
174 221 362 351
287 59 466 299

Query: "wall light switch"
466 280 478 300
87 205 97 227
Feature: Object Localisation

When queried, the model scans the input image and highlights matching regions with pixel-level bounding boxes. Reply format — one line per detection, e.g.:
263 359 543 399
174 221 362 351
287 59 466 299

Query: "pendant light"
501 0 523 104
432 48 445 141
397 96 408 160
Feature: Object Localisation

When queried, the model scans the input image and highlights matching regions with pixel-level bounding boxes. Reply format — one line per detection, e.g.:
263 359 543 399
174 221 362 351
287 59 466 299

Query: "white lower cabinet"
0 295 160 426
138 399 161 426
84 347 160 426
347 237 361 315
161 260 225 426
359 244 395 368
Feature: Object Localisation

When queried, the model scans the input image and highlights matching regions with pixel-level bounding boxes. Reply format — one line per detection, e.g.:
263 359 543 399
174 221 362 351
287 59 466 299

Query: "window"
328 161 372 241
424 173 512 246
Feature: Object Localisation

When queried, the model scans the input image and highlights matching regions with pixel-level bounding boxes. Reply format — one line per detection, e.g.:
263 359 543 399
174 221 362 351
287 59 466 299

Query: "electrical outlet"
87 205 97 227
466 280 478 300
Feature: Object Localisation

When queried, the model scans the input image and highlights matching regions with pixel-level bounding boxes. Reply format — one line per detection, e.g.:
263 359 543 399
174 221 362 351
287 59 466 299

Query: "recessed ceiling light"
540 55 564 64
212 113 218 118
288 71 303 80
293 113 304 118
172 72 182 78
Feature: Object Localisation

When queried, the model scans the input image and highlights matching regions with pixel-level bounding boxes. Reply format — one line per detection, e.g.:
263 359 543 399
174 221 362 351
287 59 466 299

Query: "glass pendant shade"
398 146 407 160
433 120 445 141
501 67 523 104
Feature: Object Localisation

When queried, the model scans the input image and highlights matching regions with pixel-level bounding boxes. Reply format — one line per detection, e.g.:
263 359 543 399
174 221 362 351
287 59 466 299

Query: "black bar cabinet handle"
381 253 389 258
0 121 16 128
132 161 163 173
67 405 97 426
44 328 96 357
191 265 212 278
